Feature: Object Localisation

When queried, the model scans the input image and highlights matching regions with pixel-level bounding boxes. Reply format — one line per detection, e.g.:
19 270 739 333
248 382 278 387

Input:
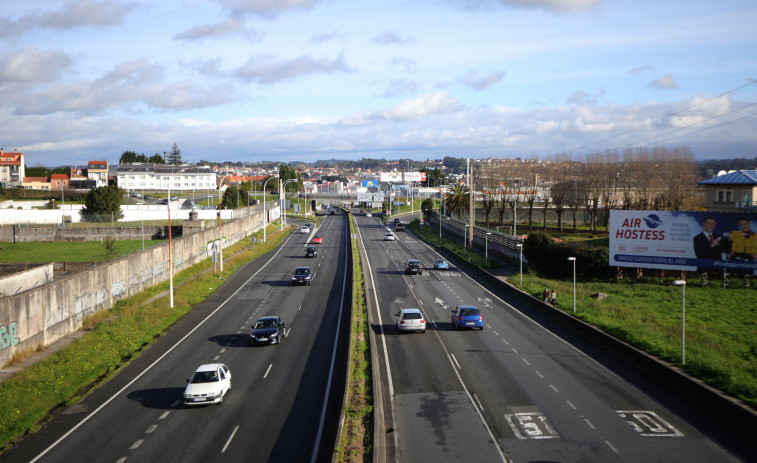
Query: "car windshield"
295 268 310 275
436 259 445 263
459 308 479 316
403 312 422 320
190 370 219 383
254 320 278 329
307 247 315 252
408 262 420 267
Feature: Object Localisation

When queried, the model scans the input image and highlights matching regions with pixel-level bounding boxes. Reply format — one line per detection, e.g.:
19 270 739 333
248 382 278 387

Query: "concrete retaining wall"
0 264 53 298
0 225 171 242
0 204 278 366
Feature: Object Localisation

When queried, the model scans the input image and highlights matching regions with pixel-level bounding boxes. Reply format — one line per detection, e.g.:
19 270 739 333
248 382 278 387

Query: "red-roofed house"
0 148 25 188
88 160 109 187
51 174 69 190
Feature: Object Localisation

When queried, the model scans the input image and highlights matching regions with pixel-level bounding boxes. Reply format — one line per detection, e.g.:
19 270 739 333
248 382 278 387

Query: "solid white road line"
29 233 296 463
264 363 273 379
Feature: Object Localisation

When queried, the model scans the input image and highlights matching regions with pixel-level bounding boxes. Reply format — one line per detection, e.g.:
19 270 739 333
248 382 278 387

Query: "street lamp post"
464 224 470 251
217 175 231 273
485 232 491 264
262 176 278 243
168 167 189 308
282 179 298 228
516 243 523 286
673 280 687 365
567 257 576 313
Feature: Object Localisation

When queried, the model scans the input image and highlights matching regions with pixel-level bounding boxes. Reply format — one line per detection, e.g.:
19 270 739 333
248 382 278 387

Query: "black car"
292 266 313 285
305 246 318 258
394 218 401 223
250 316 285 345
405 259 423 275
395 223 405 232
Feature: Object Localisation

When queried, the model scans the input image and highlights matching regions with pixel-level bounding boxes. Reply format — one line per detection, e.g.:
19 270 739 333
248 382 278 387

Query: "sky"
1 0 756 167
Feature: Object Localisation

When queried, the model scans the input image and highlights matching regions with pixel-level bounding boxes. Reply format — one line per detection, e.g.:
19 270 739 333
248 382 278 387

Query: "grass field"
0 240 164 262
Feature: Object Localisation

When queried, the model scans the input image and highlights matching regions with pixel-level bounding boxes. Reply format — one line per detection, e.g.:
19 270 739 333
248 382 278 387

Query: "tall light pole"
673 280 687 365
567 257 576 313
485 232 491 263
282 179 298 228
262 175 278 243
168 167 189 308
217 175 230 273
516 243 523 286
464 224 469 251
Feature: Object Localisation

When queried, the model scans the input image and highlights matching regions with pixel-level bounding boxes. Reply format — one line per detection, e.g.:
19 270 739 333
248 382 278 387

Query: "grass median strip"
335 215 373 462
0 225 288 451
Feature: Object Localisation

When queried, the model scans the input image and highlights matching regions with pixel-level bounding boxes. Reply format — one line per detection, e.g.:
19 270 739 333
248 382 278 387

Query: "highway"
355 211 743 462
2 213 351 463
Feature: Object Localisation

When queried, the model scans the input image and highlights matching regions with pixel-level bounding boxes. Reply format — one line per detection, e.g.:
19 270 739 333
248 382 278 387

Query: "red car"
312 235 323 244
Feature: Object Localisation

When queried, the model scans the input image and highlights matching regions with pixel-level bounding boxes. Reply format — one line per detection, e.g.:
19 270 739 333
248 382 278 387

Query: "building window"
717 190 733 203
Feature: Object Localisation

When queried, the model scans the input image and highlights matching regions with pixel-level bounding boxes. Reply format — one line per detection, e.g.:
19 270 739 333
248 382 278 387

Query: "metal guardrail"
424 211 524 259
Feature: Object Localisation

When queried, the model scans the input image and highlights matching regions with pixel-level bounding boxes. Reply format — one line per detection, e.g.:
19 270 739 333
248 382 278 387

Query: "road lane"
357 213 740 462
4 213 351 463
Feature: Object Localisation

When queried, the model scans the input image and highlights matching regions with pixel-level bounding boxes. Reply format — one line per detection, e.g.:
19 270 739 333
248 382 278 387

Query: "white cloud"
649 74 678 90
381 92 462 121
216 0 322 18
373 31 414 45
0 48 72 83
381 79 420 97
233 53 352 84
629 64 655 77
174 17 262 41
0 0 138 38
462 71 505 90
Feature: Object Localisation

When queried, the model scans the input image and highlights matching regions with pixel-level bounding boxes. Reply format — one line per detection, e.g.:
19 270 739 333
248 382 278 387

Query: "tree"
119 151 148 164
149 153 165 164
166 143 182 165
221 186 240 209
81 185 124 222
445 183 470 219
421 198 434 214
421 168 445 187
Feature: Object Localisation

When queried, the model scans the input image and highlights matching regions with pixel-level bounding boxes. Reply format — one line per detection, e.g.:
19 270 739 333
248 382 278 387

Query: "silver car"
384 233 396 241
395 308 426 333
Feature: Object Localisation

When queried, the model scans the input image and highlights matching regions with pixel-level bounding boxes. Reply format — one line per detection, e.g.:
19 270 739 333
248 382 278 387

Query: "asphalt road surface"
356 211 744 463
2 213 351 463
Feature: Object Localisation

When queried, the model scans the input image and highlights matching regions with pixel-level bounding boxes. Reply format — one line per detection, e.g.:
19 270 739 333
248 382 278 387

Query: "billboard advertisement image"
404 172 422 182
380 172 402 183
362 179 378 188
609 210 757 272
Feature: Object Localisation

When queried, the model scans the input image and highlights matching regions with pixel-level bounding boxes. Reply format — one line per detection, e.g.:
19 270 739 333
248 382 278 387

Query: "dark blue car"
451 305 483 330
250 316 285 345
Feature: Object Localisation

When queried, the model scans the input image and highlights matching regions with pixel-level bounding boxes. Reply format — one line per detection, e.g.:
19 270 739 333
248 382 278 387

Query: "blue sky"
1 0 755 166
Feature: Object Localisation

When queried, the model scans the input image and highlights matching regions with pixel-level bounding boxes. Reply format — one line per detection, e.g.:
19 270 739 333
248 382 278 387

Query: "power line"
567 80 757 154
639 111 757 147
620 101 757 148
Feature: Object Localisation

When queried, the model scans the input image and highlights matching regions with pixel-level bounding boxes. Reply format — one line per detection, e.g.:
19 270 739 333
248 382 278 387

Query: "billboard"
357 192 372 202
609 210 757 271
362 179 378 188
404 172 422 182
381 172 402 183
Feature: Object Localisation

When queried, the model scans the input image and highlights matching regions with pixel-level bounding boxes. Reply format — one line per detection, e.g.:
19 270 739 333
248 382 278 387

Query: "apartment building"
117 163 217 191
0 148 25 188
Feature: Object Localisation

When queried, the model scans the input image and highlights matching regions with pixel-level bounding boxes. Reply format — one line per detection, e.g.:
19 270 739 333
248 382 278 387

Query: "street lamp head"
567 256 576 261
516 243 522 248
672 280 686 286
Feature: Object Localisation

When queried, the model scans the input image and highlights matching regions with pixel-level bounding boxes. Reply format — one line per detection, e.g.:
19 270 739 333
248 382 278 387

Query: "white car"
299 226 310 234
384 233 396 241
184 363 232 406
366 212 372 217
395 308 426 333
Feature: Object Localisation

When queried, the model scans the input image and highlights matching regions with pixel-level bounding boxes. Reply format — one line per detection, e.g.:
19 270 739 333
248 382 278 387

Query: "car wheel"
480 326 484 331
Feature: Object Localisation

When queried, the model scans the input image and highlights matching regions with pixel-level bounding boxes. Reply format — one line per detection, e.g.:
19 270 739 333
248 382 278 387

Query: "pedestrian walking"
550 289 557 306
543 287 549 302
